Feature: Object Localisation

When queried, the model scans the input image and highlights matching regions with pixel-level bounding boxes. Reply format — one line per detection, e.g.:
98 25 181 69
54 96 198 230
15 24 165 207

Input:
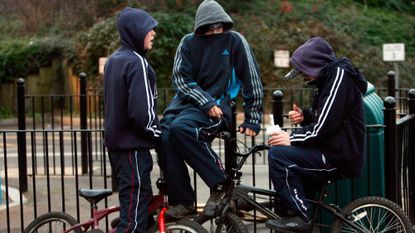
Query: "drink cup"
266 124 281 136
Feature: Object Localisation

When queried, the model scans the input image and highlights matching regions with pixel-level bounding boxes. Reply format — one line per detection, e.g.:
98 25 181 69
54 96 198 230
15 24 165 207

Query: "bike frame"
234 179 368 232
62 205 120 233
235 181 369 233
158 207 167 233
227 143 368 233
235 184 279 220
307 199 367 233
67 186 166 232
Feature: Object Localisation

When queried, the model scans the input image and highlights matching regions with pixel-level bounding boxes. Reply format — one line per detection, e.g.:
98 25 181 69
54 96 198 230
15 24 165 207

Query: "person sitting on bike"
266 37 368 232
159 0 264 219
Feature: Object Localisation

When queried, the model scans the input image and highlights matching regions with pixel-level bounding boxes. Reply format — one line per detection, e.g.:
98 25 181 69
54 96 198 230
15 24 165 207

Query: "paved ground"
1 162 274 233
1 116 280 232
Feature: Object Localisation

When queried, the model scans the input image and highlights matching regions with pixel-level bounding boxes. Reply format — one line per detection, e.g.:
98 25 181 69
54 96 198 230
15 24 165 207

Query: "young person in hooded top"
265 37 368 232
104 7 160 232
158 0 264 219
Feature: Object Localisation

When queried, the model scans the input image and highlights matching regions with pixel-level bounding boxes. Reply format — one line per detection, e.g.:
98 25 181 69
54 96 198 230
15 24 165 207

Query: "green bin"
321 82 385 230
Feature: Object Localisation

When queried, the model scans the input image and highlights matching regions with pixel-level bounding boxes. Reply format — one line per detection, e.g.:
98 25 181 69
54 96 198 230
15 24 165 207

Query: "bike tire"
147 218 208 233
23 212 81 233
331 196 413 233
195 212 249 233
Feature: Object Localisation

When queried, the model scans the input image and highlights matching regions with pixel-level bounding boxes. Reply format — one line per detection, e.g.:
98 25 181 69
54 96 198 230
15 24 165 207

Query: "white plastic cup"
266 124 281 136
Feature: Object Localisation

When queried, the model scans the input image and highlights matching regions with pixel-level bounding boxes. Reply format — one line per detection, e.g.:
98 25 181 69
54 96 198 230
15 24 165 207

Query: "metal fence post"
387 71 396 98
383 96 397 203
225 101 237 174
272 90 284 127
408 89 415 114
79 73 88 174
407 89 415 220
17 78 28 192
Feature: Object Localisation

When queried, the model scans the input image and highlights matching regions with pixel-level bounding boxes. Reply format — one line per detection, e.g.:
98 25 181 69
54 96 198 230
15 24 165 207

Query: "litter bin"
321 82 385 230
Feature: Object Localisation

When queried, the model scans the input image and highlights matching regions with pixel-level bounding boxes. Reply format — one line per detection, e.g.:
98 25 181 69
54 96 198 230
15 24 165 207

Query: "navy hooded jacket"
104 7 160 150
289 37 368 177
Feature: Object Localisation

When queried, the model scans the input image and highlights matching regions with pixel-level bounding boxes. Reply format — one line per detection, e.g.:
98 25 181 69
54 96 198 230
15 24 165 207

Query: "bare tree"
1 0 113 35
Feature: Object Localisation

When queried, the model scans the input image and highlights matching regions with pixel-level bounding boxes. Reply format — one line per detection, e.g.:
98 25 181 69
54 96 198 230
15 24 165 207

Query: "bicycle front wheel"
147 218 208 233
195 212 249 233
331 196 413 233
23 212 81 233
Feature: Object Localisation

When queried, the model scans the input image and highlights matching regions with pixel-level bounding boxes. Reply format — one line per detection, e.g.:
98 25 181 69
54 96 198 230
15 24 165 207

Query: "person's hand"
239 127 257 137
207 105 223 119
268 131 291 146
288 104 303 124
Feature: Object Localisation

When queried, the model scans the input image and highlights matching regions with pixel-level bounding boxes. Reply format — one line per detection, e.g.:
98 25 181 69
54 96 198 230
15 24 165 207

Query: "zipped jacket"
104 8 160 150
163 31 264 132
290 58 368 177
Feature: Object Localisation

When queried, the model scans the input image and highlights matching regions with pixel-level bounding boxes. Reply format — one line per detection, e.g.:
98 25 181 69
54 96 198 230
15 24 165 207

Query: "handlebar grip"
219 131 231 140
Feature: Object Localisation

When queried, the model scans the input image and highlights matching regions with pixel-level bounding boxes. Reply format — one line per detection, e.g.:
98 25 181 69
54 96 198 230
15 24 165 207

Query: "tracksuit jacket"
104 8 160 150
163 31 264 132
103 7 159 233
290 59 368 177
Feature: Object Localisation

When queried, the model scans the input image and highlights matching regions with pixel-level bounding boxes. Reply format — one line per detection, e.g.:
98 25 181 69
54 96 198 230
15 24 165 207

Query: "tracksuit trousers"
268 145 338 221
159 108 228 205
109 149 153 233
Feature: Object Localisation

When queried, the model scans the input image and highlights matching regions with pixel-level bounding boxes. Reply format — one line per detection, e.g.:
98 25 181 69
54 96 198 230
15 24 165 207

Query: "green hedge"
74 11 194 87
1 0 414 88
0 37 74 84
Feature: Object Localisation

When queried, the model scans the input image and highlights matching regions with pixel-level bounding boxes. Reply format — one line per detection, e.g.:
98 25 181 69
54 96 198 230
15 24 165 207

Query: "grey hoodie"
194 0 234 34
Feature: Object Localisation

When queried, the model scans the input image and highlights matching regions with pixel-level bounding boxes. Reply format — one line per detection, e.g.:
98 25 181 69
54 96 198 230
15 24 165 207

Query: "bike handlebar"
235 143 271 158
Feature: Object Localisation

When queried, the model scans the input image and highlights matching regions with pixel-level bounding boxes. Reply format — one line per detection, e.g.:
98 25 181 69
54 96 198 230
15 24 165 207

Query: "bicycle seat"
79 189 113 204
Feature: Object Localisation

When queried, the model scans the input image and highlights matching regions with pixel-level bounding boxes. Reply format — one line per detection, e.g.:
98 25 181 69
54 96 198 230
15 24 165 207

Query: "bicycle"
195 141 414 233
23 177 208 233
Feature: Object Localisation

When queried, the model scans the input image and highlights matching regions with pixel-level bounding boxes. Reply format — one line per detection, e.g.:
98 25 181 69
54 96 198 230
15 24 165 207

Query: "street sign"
274 50 290 68
383 43 405 62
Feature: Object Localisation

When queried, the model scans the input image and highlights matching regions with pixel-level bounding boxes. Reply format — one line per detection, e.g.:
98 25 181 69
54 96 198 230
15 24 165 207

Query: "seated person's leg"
266 145 338 232
157 115 175 173
166 109 228 217
160 115 196 218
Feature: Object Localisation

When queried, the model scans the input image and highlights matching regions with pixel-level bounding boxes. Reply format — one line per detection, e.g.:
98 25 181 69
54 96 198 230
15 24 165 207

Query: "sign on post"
383 43 405 62
274 50 290 68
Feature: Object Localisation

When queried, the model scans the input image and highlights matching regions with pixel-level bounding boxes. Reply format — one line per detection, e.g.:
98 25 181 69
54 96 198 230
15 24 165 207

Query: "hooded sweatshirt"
163 0 263 132
104 7 160 150
289 37 368 177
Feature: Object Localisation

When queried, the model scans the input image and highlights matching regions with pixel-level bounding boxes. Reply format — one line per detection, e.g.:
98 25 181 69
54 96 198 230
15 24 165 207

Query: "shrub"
0 37 74 84
74 11 194 87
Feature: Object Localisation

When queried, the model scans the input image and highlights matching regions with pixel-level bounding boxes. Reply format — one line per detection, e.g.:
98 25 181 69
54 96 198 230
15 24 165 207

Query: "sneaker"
203 184 226 217
165 204 196 219
266 216 312 233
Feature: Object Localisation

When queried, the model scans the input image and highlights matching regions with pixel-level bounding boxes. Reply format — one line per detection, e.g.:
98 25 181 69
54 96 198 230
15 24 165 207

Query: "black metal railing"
2 71 415 232
1 128 111 232
383 89 415 221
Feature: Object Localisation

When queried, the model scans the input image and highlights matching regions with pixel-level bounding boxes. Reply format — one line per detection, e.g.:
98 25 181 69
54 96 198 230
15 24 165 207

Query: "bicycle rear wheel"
195 212 249 233
147 218 208 233
331 196 413 233
23 212 81 233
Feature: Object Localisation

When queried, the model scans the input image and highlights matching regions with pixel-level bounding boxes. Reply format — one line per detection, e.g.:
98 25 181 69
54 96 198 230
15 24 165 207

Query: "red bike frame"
62 192 167 232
